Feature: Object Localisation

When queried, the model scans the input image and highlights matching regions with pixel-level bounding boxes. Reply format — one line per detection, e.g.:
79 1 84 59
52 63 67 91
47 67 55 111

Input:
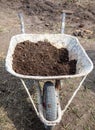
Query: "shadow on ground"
83 50 95 92
0 59 45 130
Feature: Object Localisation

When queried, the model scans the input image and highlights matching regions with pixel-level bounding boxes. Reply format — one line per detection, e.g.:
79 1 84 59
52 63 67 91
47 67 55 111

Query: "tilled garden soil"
12 40 77 76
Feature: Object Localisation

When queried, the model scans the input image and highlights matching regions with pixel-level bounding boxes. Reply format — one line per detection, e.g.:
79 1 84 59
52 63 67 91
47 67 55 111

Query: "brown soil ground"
0 0 95 130
13 40 76 76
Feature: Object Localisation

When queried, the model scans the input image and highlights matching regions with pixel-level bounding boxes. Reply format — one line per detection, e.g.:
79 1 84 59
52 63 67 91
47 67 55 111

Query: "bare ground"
0 0 95 130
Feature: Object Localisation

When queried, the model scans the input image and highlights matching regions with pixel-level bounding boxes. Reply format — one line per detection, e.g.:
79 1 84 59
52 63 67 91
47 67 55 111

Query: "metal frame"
20 75 87 126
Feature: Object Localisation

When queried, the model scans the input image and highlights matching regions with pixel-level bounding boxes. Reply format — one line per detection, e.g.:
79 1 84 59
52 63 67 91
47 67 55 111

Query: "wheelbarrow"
5 12 93 130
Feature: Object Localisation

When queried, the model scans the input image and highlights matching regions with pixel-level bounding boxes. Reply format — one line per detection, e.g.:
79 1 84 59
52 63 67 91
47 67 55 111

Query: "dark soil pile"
12 41 77 76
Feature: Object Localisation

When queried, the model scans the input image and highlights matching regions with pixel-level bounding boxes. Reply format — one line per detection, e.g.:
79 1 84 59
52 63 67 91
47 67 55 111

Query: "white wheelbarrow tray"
5 33 94 127
6 33 93 79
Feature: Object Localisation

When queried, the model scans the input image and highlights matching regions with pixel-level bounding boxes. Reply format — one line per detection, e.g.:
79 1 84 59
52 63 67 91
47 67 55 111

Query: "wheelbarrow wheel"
43 81 57 121
46 126 54 130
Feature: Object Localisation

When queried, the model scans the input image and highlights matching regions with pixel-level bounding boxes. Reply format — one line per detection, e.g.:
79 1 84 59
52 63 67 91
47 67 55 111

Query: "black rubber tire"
43 81 57 121
46 126 54 130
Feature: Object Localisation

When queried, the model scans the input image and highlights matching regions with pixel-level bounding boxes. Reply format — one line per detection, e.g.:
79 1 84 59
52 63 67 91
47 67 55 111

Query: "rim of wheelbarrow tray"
5 34 93 80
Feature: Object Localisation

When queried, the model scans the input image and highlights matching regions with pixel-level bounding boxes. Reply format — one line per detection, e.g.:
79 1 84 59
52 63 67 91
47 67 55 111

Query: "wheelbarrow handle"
18 13 25 33
61 10 74 34
61 12 66 34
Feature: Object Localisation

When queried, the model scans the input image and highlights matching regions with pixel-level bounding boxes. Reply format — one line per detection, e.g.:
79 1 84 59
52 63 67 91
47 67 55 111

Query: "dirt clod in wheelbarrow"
12 40 77 76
